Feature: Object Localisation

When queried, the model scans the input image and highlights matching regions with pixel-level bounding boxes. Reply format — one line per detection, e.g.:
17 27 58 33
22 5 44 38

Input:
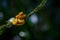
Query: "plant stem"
28 0 47 17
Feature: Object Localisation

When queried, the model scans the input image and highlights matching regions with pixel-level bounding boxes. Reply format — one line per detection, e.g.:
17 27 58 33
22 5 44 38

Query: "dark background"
0 0 60 40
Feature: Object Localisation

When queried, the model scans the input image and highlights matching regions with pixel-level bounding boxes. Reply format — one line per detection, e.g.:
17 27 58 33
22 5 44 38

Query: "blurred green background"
0 0 60 40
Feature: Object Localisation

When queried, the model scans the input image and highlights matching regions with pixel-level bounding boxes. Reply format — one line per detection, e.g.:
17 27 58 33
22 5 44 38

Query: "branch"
28 0 47 17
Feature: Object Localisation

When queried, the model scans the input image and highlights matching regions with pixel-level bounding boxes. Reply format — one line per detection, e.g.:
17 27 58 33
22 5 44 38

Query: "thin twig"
0 22 11 30
28 0 47 17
